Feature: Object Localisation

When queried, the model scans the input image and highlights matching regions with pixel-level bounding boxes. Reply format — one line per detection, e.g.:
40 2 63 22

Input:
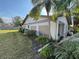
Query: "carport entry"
58 21 64 37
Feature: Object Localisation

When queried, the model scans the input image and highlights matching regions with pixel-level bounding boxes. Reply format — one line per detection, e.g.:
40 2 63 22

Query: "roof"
21 15 72 25
21 15 48 26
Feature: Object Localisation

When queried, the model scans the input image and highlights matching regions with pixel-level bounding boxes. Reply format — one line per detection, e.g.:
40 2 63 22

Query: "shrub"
54 40 79 59
40 43 55 59
19 27 25 33
24 29 28 33
39 33 79 59
26 30 37 39
35 36 49 45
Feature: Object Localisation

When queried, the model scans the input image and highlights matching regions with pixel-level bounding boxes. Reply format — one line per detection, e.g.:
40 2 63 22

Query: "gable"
24 16 48 25
57 16 68 25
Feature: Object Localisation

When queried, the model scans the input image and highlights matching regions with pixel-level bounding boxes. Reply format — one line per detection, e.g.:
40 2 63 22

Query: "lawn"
0 31 34 59
0 30 18 33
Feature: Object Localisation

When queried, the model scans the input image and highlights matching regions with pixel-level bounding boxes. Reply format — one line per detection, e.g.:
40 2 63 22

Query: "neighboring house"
0 24 15 30
1 18 13 24
22 15 69 40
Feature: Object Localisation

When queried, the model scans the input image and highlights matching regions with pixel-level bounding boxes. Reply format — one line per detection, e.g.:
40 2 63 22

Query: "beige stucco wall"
24 16 58 39
30 22 49 36
30 24 49 36
50 21 58 40
39 25 49 35
30 21 57 39
24 16 68 40
31 26 36 30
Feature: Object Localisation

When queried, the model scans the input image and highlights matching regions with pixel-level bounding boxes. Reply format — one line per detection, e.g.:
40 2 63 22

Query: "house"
22 15 70 40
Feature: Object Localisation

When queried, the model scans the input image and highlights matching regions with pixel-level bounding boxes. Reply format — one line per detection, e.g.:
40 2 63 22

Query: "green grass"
0 32 34 59
0 30 18 33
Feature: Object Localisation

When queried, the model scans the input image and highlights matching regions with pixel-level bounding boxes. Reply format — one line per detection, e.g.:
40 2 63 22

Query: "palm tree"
29 0 74 39
54 0 74 25
30 0 54 39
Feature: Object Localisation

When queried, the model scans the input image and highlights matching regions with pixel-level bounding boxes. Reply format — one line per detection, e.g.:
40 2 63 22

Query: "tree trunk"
47 12 51 39
65 10 72 25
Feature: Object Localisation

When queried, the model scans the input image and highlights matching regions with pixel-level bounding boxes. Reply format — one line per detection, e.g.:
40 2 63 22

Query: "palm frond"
29 2 44 20
54 40 79 59
73 6 79 14
32 0 44 6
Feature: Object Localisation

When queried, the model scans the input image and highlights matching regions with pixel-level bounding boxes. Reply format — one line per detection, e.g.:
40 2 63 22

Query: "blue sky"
0 0 33 18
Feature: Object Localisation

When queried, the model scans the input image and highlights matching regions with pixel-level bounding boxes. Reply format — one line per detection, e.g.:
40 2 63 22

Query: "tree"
29 0 73 39
30 0 56 39
12 16 22 27
0 18 4 23
72 0 79 26
27 1 79 59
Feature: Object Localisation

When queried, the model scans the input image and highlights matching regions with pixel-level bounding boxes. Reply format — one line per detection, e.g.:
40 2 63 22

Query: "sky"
0 0 33 18
0 0 48 23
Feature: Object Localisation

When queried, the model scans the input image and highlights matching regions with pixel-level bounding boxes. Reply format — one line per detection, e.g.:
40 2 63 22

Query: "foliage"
73 6 79 21
19 27 37 38
76 27 79 32
13 16 22 26
73 6 79 14
40 43 55 59
0 18 4 23
32 0 44 6
30 0 79 59
50 12 63 22
54 40 79 59
15 19 21 26
19 27 25 33
63 11 70 17
29 0 74 39
30 0 52 20
35 36 49 45
29 3 41 20
50 14 58 22
25 30 37 39
50 11 70 22
74 26 79 33
23 28 29 33
39 33 79 59
30 0 74 24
